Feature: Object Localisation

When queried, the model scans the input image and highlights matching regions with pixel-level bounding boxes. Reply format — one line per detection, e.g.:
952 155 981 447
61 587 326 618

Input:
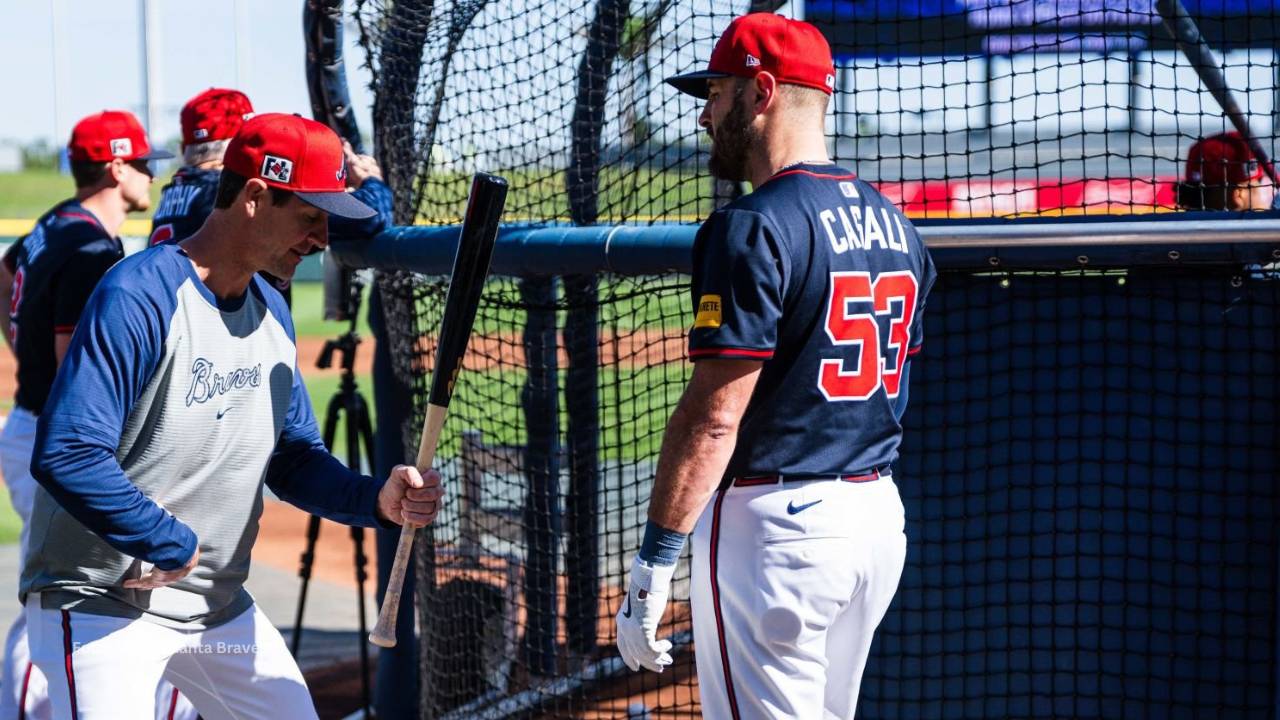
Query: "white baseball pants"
690 474 907 720
25 598 311 720
2 407 197 720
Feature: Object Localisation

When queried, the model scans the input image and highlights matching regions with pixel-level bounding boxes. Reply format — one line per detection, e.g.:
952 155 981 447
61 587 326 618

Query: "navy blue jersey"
149 166 220 245
5 200 123 414
688 164 936 479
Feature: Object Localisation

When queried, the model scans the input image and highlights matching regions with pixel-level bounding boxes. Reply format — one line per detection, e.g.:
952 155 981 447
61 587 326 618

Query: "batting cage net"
340 0 1280 717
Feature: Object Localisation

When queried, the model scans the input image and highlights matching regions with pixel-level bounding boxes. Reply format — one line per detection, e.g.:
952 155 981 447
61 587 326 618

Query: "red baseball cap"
181 88 254 148
68 110 174 163
223 113 374 219
666 13 836 99
1185 131 1264 186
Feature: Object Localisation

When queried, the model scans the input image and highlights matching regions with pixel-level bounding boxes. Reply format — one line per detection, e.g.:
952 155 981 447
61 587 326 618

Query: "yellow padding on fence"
0 218 155 237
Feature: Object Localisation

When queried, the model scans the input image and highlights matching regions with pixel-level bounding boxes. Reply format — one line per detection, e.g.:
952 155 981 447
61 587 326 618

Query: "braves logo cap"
181 88 255 148
68 110 175 163
666 13 836 100
223 113 374 219
1185 131 1265 186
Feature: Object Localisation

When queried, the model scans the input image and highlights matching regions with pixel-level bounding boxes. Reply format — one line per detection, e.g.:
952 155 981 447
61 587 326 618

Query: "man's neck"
179 217 257 300
193 160 224 171
75 190 127 237
748 131 831 189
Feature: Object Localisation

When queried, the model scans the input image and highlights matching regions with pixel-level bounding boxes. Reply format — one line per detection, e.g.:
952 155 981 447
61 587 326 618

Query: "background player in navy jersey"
0 110 193 720
21 114 440 720
149 88 255 248
614 14 936 719
151 88 393 307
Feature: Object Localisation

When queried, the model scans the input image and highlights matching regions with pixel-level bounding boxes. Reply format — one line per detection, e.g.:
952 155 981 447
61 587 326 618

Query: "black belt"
725 466 891 489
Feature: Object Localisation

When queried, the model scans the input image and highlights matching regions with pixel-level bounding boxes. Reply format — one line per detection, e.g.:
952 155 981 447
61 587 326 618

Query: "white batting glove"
615 556 676 673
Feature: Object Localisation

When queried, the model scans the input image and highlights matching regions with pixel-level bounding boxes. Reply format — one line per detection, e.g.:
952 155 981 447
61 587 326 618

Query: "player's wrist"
638 520 686 567
630 554 677 594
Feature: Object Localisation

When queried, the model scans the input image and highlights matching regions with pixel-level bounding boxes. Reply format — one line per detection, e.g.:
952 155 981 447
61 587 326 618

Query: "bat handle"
368 403 448 648
369 523 416 647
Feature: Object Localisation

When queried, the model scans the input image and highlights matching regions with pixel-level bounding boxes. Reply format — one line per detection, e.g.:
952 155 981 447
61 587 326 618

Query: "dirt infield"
254 497 368 589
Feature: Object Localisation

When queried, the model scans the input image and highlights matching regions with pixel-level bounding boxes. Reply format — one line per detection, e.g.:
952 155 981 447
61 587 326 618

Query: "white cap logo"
826 73 836 88
110 138 133 157
193 128 210 140
745 54 761 68
261 154 294 184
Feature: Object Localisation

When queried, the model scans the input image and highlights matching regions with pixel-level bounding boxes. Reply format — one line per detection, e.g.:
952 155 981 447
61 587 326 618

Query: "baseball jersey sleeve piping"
689 347 775 360
31 279 198 572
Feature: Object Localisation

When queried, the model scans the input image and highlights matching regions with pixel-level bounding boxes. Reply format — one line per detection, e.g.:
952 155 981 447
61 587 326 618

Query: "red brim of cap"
665 70 732 99
296 190 376 220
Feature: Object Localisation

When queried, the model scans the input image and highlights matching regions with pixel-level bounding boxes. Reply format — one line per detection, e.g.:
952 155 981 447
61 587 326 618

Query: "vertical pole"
563 276 600 657
234 0 250 92
140 0 162 135
368 287 420 719
49 0 67 154
520 277 561 678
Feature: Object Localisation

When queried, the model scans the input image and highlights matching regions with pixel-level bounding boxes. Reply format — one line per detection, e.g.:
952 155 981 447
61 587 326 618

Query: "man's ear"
752 72 779 115
106 158 128 186
242 178 270 218
1229 184 1251 211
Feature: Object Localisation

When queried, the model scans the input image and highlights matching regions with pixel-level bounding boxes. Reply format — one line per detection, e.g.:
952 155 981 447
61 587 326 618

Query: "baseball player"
0 110 190 720
20 113 442 720
614 14 936 719
151 88 392 304
1175 131 1276 211
149 88 255 247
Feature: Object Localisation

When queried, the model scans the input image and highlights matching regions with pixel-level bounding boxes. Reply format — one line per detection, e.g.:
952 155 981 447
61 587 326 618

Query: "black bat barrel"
428 173 509 408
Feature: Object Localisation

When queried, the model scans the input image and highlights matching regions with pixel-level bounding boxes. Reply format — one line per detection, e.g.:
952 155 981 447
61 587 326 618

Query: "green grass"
0 490 20 545
289 281 373 339
0 169 174 219
432 363 688 463
413 166 713 223
303 373 377 466
0 166 714 224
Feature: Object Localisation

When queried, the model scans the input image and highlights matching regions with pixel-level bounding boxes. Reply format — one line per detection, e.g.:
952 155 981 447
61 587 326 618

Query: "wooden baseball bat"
1157 0 1279 184
369 172 508 648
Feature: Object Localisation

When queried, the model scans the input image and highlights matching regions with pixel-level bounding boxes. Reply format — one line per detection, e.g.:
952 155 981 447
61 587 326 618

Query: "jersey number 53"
819 270 918 401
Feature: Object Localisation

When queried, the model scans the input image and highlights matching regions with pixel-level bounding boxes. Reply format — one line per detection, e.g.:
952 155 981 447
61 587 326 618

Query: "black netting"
353 0 1280 226
345 0 1280 716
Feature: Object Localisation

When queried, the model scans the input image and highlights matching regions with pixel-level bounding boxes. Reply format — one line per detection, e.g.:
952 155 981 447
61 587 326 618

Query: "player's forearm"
31 420 197 570
647 395 742 534
329 178 393 241
265 441 390 528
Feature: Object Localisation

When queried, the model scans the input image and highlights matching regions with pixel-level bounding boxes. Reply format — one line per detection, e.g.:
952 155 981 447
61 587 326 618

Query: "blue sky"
0 0 374 148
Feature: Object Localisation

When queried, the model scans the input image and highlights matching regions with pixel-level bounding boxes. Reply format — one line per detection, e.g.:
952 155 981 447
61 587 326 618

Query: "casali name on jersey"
818 202 911 256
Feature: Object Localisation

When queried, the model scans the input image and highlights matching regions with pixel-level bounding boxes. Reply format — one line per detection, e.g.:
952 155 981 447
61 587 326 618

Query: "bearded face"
706 81 758 183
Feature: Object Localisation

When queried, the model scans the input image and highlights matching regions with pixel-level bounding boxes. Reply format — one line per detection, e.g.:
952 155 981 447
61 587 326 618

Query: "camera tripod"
291 291 375 719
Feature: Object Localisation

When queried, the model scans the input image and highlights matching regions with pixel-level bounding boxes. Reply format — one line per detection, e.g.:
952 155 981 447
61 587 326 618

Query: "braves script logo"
260 155 294 183
186 358 262 407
